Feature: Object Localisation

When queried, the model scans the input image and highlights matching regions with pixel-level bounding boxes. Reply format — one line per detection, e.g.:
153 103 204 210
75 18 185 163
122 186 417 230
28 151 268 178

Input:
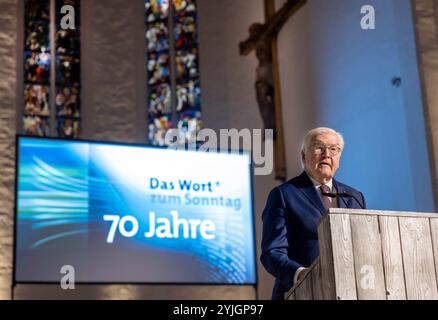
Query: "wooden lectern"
286 208 438 300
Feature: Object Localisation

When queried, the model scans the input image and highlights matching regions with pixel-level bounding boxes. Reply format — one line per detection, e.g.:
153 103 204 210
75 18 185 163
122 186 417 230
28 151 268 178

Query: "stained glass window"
23 0 81 139
23 0 51 136
56 0 81 138
145 0 202 146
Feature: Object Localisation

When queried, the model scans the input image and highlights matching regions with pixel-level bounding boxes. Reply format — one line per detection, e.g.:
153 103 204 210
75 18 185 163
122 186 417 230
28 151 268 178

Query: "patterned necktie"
319 184 333 211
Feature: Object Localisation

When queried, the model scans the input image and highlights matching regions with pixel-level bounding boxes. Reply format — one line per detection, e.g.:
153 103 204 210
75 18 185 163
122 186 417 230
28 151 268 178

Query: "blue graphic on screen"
15 137 256 284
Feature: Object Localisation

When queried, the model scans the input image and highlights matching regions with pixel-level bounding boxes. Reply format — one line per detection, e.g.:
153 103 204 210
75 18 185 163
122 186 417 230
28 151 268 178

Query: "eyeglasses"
311 144 342 156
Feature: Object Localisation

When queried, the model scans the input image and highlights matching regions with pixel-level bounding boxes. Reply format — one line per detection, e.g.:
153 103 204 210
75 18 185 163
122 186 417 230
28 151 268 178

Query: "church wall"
0 0 18 300
412 0 438 212
277 0 435 213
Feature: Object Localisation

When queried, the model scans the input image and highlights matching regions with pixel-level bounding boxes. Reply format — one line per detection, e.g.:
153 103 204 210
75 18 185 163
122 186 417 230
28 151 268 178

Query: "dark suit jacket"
261 171 366 300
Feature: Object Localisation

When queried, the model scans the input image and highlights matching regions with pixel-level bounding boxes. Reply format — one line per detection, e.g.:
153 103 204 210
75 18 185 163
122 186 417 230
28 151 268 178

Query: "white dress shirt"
307 175 334 204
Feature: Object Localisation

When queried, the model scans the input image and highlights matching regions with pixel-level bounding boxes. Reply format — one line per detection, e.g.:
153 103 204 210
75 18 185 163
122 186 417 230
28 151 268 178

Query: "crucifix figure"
239 0 306 181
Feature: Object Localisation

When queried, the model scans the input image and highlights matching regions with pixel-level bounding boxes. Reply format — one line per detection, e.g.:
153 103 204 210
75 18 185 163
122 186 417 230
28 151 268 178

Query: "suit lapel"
333 179 348 208
297 172 326 215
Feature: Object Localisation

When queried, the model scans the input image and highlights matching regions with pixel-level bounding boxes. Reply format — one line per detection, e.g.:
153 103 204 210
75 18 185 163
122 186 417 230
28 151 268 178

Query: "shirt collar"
306 172 333 191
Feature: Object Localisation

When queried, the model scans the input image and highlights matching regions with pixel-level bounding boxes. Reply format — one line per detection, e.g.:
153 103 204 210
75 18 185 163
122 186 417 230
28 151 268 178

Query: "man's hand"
296 267 310 282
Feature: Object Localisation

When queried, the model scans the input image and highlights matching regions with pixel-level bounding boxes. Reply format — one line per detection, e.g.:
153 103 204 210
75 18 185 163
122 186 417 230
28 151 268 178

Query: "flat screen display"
14 137 256 284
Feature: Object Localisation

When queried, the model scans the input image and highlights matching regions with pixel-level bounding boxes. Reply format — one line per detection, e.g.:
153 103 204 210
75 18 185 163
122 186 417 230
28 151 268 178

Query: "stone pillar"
81 0 147 144
412 0 438 208
0 0 18 300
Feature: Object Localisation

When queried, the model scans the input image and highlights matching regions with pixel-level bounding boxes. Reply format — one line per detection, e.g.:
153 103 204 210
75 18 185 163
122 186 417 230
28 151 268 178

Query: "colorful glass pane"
25 0 50 22
147 51 170 85
56 87 80 118
145 0 169 22
174 15 197 49
175 47 198 80
146 21 169 51
177 110 202 144
57 117 81 138
149 83 172 116
24 84 50 117
25 21 50 52
176 79 201 112
23 115 50 137
56 55 80 86
173 0 196 15
148 115 173 146
56 29 80 55
24 51 51 84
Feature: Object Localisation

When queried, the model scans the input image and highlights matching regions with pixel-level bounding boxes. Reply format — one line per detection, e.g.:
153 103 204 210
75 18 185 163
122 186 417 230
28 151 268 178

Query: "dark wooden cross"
239 0 306 181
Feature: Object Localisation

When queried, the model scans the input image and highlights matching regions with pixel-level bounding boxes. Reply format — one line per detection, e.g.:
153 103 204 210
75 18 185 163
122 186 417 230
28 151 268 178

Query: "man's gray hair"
301 127 345 153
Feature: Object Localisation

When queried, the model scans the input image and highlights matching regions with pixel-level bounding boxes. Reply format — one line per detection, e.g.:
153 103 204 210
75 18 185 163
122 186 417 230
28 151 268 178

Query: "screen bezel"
12 134 258 287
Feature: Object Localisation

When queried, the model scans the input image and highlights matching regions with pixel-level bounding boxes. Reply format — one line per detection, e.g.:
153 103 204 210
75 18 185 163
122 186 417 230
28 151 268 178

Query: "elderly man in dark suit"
261 127 366 300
